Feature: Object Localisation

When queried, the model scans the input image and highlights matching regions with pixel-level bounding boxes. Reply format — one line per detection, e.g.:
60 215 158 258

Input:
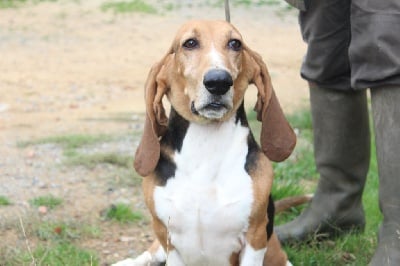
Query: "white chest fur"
153 118 254 266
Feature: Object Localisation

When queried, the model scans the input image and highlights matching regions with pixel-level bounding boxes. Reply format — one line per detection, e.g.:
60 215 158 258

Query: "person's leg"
369 87 400 266
298 0 352 91
349 1 400 90
349 1 400 264
276 0 371 243
276 85 370 243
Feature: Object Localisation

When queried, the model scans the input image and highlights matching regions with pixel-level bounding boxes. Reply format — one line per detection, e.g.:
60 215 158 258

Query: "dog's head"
134 20 296 176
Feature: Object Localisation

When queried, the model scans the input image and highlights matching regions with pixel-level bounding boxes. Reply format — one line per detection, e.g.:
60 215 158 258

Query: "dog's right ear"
243 46 296 162
134 50 174 177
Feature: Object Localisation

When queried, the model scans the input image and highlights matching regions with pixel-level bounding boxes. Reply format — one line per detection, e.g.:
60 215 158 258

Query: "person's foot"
369 223 400 266
275 200 365 244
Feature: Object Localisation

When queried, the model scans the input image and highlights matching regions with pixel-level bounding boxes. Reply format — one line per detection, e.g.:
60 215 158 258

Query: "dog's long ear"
134 51 173 176
244 46 296 162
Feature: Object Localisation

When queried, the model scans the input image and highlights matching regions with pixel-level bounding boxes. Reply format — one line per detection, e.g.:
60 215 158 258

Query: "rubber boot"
369 87 400 266
276 85 370 243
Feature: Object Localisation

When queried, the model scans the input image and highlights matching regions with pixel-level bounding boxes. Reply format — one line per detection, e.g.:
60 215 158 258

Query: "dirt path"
0 1 307 264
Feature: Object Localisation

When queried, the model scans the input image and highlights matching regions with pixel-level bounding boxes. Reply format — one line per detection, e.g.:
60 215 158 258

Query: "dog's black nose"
203 69 233 95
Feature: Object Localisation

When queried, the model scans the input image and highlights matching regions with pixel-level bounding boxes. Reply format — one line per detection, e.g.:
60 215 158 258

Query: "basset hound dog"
113 20 296 266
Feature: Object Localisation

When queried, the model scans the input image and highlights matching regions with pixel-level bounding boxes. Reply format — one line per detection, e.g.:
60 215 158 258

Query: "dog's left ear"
244 46 296 162
134 50 173 176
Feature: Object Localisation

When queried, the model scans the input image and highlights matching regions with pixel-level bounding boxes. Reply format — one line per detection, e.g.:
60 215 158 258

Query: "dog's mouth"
191 100 230 120
204 102 227 111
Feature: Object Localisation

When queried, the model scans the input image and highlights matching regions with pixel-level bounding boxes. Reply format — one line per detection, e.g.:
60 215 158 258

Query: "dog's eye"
183 38 199 50
228 39 242 51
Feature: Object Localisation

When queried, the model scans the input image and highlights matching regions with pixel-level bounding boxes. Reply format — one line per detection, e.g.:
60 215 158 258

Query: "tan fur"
142 176 175 253
246 152 273 250
264 233 288 266
275 194 313 214
133 20 296 265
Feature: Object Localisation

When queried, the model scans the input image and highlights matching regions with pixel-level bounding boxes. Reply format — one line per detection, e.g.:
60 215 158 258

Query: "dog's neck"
155 103 259 185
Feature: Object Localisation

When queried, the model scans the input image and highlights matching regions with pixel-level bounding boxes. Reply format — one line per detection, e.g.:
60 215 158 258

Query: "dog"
113 20 296 266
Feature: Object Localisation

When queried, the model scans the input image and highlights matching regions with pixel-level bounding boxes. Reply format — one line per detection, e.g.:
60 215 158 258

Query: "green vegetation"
201 0 290 8
101 0 157 14
0 0 27 8
35 221 101 241
0 196 11 206
233 0 281 6
0 0 60 9
29 195 63 209
12 242 99 266
2 218 101 265
104 203 144 223
65 152 132 168
17 134 115 150
18 132 141 187
98 0 288 14
18 131 141 186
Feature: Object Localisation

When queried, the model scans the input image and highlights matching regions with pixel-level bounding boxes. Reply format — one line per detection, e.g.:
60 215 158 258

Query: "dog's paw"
111 258 137 266
111 251 153 266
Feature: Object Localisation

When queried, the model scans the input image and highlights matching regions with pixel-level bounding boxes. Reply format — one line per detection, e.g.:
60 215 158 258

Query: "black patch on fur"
235 101 249 126
237 102 275 240
154 152 176 186
161 108 189 152
266 195 275 240
235 102 260 174
155 108 189 185
244 133 259 174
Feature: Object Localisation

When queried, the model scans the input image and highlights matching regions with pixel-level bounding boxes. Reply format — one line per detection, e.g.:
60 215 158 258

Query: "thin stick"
224 0 230 22
19 216 36 266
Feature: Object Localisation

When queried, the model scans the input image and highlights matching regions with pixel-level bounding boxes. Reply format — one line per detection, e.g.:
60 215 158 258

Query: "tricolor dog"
113 20 296 266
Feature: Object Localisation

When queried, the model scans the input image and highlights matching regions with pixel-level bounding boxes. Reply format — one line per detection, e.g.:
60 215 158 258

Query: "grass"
0 196 11 206
0 0 59 9
247 106 380 265
18 133 123 161
1 215 102 265
0 0 292 12
101 0 157 14
201 0 291 9
0 0 27 8
65 152 132 168
35 221 101 241
11 241 99 266
63 150 142 186
17 133 115 150
98 0 290 14
33 242 98 266
1 216 102 265
232 0 281 6
29 195 63 209
25 133 141 185
18 132 142 186
82 112 139 123
104 203 144 223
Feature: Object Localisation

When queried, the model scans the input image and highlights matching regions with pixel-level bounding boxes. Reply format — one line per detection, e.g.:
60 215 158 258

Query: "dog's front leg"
240 241 267 266
240 217 268 266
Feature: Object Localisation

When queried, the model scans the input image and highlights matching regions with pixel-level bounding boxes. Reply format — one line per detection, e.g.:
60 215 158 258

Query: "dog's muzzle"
203 69 233 96
190 69 234 119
